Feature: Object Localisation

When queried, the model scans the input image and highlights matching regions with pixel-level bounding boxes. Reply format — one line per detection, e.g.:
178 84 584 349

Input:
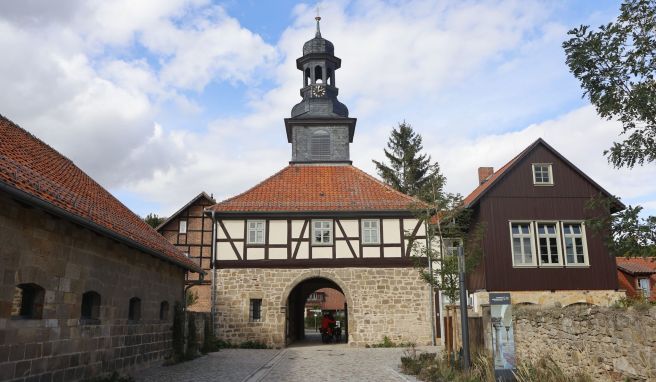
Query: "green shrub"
371 335 415 348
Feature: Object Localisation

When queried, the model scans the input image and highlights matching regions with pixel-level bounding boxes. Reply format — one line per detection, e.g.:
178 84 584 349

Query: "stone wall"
215 267 433 348
0 193 186 381
514 305 656 381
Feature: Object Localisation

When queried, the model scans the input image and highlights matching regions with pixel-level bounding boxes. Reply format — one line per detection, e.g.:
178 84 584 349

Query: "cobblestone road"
134 338 440 382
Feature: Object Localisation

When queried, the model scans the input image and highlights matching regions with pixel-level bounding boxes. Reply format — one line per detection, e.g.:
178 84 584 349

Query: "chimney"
478 167 494 185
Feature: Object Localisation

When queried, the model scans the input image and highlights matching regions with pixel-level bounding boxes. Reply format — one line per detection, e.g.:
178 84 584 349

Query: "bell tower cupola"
285 16 357 164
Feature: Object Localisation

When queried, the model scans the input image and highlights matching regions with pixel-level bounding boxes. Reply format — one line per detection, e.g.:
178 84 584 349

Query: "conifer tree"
373 121 445 201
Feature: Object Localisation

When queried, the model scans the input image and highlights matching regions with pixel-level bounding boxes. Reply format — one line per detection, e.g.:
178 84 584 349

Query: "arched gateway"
207 17 434 348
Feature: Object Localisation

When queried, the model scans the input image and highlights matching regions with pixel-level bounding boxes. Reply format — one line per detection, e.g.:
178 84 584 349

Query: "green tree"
563 0 656 168
373 121 445 201
586 195 656 257
144 213 167 228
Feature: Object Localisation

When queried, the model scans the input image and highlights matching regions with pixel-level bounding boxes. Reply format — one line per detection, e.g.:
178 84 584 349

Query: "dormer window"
532 164 553 185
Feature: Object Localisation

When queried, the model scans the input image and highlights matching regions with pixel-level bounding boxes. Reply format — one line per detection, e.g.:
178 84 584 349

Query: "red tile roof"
0 115 201 272
209 164 424 213
617 257 656 276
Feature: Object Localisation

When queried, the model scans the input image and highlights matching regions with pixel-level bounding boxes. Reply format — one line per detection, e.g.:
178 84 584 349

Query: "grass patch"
368 336 416 348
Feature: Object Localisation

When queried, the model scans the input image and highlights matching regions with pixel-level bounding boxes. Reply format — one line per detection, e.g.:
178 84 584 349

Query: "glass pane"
513 238 521 255
249 231 256 243
547 225 555 234
523 239 532 255
524 253 532 263
512 225 519 235
573 225 581 234
549 238 558 254
364 221 370 228
541 254 548 263
577 255 584 263
551 254 559 263
567 254 574 263
521 225 530 234
575 238 583 254
565 238 573 254
256 231 263 242
514 254 522 264
538 225 545 234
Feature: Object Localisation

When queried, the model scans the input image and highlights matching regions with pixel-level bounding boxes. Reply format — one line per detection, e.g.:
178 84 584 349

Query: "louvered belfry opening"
311 131 331 160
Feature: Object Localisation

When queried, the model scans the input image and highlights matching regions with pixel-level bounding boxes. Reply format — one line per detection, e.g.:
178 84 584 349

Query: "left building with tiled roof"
0 115 202 381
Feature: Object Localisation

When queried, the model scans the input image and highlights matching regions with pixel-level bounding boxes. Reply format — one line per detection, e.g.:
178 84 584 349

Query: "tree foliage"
373 121 446 201
586 195 656 257
563 0 656 168
144 213 167 228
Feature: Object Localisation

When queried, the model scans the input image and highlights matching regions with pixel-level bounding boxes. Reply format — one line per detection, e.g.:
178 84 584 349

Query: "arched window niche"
81 291 101 324
11 283 45 319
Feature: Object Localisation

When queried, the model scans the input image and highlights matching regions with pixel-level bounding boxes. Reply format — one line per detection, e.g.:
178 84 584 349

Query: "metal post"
457 246 471 369
425 221 437 346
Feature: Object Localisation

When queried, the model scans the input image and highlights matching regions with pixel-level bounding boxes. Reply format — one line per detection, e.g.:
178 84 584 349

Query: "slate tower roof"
285 17 357 164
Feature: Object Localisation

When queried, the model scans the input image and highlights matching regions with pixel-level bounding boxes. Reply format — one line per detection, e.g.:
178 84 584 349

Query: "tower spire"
315 6 321 37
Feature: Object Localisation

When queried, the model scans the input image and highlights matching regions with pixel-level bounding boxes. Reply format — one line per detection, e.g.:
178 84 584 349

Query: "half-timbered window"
312 220 333 245
532 163 553 185
247 220 266 244
11 283 45 319
249 299 262 322
536 223 562 266
561 222 588 266
510 222 536 267
179 220 187 234
361 219 380 244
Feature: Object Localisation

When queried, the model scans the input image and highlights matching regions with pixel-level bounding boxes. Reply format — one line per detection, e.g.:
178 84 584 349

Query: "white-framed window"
637 278 651 298
532 163 553 185
561 222 589 266
536 222 562 266
443 238 463 257
247 220 266 244
179 220 187 234
312 220 333 245
361 219 380 244
510 222 536 267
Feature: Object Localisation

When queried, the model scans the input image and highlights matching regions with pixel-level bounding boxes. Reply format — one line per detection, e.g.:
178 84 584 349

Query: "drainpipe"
210 210 217 333
425 219 437 346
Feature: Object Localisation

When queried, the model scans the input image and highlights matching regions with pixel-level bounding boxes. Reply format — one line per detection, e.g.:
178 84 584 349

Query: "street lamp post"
458 246 471 369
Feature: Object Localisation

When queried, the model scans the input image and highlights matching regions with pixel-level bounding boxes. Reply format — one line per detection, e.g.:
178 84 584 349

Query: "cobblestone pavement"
133 337 440 382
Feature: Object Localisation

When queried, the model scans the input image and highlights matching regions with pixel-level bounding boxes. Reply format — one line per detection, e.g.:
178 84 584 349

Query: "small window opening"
128 297 141 322
315 65 323 84
311 130 331 160
179 220 187 234
160 301 169 320
12 283 45 319
305 67 311 86
81 291 101 322
327 68 333 86
249 299 262 322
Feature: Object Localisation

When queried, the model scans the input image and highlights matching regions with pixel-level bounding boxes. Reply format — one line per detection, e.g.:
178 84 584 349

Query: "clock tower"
285 16 357 163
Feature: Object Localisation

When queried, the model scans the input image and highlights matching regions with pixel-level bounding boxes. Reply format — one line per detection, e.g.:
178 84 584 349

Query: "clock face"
311 85 326 98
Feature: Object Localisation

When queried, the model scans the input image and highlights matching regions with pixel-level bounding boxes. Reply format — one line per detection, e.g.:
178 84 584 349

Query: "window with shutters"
311 131 331 160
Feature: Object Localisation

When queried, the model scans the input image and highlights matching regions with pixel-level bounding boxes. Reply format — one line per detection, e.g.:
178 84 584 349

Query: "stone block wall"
514 305 656 381
215 267 433 348
0 193 186 381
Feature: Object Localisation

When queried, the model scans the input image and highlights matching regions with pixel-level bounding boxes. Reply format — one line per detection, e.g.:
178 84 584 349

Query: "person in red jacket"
320 313 335 335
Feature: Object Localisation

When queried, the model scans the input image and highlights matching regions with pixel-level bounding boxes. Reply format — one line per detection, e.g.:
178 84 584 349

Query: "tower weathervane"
315 6 321 37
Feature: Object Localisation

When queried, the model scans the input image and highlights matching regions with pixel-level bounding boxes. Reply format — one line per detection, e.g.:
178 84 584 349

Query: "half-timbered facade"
157 192 215 311
206 18 434 347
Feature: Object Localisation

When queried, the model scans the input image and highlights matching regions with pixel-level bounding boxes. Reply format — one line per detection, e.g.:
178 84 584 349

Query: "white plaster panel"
363 247 379 258
217 242 238 260
292 220 308 238
339 220 359 237
382 219 401 244
269 220 287 245
349 240 360 256
312 247 332 259
384 246 402 258
269 248 287 260
224 220 244 239
335 241 353 258
248 248 265 260
296 242 309 259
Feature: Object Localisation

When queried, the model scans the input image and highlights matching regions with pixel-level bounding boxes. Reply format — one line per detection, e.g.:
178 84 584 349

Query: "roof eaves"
155 191 216 231
0 180 204 274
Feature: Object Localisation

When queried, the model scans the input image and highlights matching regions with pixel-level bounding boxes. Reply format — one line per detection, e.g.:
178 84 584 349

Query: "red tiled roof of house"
0 115 201 272
617 257 656 276
209 164 425 213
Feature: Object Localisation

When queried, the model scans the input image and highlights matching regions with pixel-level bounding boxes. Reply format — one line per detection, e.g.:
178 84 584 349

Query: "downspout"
209 210 218 333
425 219 437 346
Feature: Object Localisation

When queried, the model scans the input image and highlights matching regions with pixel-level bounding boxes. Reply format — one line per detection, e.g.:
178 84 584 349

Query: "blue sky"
0 0 654 218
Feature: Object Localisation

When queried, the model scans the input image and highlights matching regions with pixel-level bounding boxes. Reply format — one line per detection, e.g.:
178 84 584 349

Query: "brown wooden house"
461 138 624 309
156 192 215 311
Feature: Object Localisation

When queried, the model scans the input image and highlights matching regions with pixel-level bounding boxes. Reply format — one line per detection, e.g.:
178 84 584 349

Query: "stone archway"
282 271 351 345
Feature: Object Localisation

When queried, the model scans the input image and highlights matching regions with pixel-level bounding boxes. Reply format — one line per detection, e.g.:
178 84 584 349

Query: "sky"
1 0 654 218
